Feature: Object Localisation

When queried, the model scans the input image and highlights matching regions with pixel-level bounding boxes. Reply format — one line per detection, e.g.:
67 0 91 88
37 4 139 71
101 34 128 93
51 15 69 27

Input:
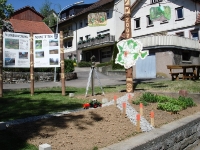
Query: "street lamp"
56 1 84 33
54 1 84 82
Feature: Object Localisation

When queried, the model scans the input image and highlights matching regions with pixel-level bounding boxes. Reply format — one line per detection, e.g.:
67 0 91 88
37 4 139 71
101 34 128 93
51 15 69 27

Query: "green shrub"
78 61 91 67
112 42 124 70
57 59 74 73
157 102 182 113
140 92 157 103
96 62 112 67
132 99 148 106
134 92 196 113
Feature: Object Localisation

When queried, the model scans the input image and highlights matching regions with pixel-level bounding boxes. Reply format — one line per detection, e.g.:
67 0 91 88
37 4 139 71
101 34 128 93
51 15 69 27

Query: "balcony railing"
77 35 115 49
63 30 73 38
135 35 200 51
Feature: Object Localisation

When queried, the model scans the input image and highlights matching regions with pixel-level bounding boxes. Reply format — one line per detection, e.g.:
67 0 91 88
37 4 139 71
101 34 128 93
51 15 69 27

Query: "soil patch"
8 91 200 150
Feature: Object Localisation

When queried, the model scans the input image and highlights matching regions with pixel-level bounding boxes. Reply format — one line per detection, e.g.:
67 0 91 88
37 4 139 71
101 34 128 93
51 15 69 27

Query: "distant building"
9 6 53 34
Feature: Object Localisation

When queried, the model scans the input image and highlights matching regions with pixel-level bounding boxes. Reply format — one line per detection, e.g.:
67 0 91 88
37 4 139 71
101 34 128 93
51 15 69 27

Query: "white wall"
64 0 137 54
131 0 200 37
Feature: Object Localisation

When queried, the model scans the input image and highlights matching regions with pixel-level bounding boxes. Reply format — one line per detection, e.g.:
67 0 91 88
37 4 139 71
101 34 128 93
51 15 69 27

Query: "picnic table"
167 65 200 81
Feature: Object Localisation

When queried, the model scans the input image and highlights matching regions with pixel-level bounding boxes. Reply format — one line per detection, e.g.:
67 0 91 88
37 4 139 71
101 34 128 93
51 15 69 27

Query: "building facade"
56 0 131 63
129 0 200 78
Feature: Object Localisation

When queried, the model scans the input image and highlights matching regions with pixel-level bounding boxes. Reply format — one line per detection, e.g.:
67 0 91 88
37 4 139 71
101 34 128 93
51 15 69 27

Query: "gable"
11 6 44 22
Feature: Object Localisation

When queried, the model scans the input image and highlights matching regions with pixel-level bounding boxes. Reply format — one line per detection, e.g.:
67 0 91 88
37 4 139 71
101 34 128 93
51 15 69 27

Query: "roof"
13 6 44 19
58 0 114 25
9 19 53 34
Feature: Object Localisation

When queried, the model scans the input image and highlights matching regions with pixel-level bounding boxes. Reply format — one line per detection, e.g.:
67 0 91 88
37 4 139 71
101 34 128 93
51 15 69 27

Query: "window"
107 10 110 18
79 21 83 28
134 18 140 29
61 13 66 20
68 25 72 31
84 18 88 26
64 41 72 48
175 7 184 20
69 9 75 17
146 15 153 26
101 50 112 58
190 30 199 40
150 0 162 4
182 51 191 61
176 32 184 37
68 41 72 47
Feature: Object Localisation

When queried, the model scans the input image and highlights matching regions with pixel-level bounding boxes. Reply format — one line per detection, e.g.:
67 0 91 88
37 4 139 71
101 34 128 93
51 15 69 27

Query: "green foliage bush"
133 92 196 113
112 42 124 70
96 61 112 67
77 61 91 67
57 59 74 73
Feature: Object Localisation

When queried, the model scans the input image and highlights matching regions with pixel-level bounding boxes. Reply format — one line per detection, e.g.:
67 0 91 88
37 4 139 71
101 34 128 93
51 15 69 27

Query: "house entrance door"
136 54 156 79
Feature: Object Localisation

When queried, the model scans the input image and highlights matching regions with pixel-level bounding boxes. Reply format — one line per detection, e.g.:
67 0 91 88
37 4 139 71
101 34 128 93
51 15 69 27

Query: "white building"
126 0 200 78
56 0 200 79
56 0 136 63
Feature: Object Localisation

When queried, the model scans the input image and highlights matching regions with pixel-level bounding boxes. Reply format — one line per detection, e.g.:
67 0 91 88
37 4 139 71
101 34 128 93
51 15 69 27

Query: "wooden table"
167 65 200 80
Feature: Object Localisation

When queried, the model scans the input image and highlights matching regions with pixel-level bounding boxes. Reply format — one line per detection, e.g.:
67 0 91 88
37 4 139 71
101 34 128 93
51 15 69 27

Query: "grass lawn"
0 80 200 149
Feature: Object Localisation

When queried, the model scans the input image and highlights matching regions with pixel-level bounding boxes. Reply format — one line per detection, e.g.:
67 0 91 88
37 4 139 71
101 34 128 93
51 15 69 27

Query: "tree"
0 0 14 20
39 0 58 29
0 0 14 32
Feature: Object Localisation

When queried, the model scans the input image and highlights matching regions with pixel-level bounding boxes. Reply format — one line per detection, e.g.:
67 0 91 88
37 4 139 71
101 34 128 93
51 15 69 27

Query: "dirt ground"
8 91 200 150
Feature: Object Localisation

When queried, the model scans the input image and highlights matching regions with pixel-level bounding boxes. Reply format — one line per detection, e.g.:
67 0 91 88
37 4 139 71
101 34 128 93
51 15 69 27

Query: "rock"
179 90 188 97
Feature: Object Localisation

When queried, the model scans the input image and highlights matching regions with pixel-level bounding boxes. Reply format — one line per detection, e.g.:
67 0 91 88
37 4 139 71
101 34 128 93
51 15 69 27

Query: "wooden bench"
167 65 196 81
169 72 181 81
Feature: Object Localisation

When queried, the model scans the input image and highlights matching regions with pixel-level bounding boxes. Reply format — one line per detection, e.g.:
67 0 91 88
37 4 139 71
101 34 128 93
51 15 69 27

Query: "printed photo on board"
5 38 19 49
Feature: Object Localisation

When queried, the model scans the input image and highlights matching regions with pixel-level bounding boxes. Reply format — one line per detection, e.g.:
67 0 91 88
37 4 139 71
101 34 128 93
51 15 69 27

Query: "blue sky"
7 0 97 13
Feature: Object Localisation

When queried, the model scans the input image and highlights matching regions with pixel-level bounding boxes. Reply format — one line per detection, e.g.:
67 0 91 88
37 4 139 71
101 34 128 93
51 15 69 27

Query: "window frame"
79 20 83 28
182 51 191 62
175 7 184 20
146 15 153 27
190 30 199 41
176 32 184 37
134 18 141 29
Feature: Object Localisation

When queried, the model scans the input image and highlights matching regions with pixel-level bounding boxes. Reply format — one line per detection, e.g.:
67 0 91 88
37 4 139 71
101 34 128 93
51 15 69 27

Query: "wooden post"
0 29 2 97
136 114 140 132
140 103 143 116
122 102 126 116
114 95 117 106
60 31 65 96
150 111 155 127
124 0 133 93
30 33 34 96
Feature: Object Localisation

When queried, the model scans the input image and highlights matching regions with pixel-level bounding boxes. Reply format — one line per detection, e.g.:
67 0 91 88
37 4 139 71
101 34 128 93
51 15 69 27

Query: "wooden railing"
77 35 115 49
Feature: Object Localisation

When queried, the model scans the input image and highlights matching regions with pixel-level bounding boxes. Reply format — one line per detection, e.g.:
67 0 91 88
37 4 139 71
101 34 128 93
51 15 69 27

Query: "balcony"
135 35 200 51
77 35 115 50
63 30 73 39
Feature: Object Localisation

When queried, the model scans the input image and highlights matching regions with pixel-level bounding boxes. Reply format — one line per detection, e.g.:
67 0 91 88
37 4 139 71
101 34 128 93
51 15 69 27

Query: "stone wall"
3 72 77 83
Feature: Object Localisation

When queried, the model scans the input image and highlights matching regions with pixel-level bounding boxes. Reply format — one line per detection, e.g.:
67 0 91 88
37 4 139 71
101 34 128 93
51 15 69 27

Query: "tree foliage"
39 0 57 28
0 0 14 31
0 0 14 20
